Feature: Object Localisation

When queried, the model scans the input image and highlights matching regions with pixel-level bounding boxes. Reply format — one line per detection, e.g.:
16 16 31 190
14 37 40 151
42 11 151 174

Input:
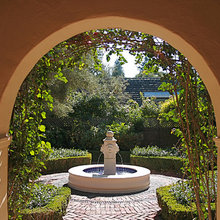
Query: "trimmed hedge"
156 185 216 219
42 153 92 174
21 187 71 220
156 185 196 220
130 155 184 177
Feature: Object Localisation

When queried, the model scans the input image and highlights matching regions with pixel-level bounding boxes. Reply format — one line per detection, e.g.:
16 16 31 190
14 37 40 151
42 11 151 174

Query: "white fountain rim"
68 164 150 179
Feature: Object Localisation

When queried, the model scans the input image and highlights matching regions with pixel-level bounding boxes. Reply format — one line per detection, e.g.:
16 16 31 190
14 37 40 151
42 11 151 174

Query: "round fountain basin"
68 164 150 194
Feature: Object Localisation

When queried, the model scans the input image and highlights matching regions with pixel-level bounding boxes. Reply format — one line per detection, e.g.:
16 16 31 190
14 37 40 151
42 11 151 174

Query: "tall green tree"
112 59 124 77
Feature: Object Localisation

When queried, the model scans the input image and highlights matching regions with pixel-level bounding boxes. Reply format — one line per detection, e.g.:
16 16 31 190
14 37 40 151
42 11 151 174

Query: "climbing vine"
160 63 216 219
8 58 54 219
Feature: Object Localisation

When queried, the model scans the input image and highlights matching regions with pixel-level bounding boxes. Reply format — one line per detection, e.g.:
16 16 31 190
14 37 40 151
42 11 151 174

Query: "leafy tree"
158 97 179 128
136 56 165 78
112 59 124 77
44 73 129 149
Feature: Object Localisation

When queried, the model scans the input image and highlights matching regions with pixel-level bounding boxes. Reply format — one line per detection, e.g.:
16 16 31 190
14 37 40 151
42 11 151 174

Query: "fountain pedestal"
101 131 119 175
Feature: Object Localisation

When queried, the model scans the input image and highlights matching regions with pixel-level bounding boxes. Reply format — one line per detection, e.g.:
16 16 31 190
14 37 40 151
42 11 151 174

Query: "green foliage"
157 183 216 220
107 122 130 135
156 185 197 220
141 95 159 118
8 62 53 219
131 145 179 157
26 183 59 209
130 155 184 177
169 181 195 206
21 186 71 220
107 121 143 150
158 97 179 127
45 69 129 150
170 177 217 207
160 65 217 218
42 154 92 174
67 93 120 150
112 59 124 77
49 148 88 159
42 148 91 174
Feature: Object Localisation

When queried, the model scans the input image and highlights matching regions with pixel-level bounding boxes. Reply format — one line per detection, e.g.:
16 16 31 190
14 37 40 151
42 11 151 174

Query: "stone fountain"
100 131 119 175
68 131 150 194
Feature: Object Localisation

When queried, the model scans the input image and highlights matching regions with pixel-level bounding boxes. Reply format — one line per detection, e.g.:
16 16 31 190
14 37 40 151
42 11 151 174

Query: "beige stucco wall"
0 1 220 219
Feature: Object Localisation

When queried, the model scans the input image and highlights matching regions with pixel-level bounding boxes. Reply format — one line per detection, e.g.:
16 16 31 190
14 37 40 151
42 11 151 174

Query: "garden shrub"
21 185 71 220
107 121 144 151
49 148 88 159
42 153 92 174
131 145 180 157
169 180 216 213
130 155 184 177
158 97 179 128
26 183 59 209
156 183 216 220
156 185 197 220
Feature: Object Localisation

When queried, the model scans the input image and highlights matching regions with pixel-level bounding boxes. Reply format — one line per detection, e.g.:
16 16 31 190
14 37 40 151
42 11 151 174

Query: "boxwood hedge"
156 185 197 220
42 153 92 174
130 155 184 177
21 187 71 220
156 184 216 219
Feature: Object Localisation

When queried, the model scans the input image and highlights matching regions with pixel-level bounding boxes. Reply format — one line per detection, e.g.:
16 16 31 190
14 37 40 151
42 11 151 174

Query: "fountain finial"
105 131 116 141
106 131 114 138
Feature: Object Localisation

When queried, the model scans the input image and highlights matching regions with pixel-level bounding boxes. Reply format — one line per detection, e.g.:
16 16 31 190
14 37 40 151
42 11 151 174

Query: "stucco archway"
0 14 220 219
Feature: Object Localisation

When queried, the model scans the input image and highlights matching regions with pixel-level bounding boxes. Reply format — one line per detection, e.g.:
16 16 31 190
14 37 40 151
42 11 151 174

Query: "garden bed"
156 185 196 220
156 184 216 219
21 186 71 220
42 153 92 174
130 155 184 177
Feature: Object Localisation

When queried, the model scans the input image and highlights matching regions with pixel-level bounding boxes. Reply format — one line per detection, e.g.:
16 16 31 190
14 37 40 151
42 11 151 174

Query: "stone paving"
38 173 180 220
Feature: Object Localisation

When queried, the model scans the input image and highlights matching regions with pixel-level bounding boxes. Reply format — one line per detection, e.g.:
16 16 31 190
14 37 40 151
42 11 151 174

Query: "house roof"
125 77 170 104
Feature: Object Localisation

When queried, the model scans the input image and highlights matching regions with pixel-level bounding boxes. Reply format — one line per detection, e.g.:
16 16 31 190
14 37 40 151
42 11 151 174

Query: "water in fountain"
83 166 137 175
96 152 103 173
95 151 128 175
116 152 126 173
97 152 103 164
117 152 123 165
